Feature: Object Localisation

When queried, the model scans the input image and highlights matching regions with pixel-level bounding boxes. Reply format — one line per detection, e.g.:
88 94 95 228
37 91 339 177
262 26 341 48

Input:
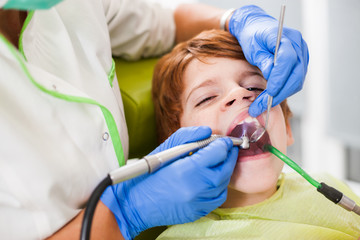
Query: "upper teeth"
237 116 261 126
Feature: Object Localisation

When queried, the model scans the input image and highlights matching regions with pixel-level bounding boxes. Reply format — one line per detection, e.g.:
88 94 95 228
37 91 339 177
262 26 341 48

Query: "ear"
286 121 294 146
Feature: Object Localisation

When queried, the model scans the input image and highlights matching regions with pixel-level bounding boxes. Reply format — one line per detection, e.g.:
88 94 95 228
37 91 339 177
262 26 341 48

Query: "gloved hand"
229 5 309 117
101 126 239 240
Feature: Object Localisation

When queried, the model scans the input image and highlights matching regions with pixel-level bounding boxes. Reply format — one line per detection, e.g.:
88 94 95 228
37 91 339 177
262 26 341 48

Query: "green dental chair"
115 58 159 159
115 57 167 240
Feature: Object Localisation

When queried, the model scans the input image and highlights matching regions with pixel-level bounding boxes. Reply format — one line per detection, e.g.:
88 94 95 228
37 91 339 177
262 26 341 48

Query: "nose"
221 87 257 110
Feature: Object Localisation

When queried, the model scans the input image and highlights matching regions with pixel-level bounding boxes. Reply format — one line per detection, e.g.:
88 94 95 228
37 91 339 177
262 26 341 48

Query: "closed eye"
195 96 216 107
246 87 264 92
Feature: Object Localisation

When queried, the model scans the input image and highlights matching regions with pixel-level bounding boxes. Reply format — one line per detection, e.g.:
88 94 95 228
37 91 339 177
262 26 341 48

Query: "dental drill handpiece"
109 135 250 185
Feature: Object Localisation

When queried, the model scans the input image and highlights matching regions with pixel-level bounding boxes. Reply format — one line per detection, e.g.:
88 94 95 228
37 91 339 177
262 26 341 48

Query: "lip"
237 152 271 162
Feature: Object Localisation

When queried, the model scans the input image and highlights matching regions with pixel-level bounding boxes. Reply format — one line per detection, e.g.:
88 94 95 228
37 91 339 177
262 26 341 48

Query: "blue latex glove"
229 5 309 117
101 126 239 240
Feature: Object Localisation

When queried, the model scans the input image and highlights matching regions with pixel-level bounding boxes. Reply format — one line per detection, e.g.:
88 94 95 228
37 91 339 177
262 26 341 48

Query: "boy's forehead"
185 56 261 74
183 57 263 86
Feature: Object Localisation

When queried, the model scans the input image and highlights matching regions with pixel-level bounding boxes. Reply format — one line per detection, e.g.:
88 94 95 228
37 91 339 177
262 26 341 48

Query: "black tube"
317 182 343 204
81 175 112 240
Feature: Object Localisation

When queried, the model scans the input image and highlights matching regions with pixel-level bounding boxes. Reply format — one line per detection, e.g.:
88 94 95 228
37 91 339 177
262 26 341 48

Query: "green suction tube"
265 144 360 216
265 144 321 189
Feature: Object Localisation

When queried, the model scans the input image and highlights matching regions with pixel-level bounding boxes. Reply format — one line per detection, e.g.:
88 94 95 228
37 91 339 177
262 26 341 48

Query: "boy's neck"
221 186 277 208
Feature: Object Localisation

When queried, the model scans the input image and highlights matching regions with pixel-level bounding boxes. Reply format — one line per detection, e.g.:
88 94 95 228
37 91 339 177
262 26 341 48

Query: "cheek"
268 106 288 153
180 110 200 127
180 106 219 130
180 109 209 127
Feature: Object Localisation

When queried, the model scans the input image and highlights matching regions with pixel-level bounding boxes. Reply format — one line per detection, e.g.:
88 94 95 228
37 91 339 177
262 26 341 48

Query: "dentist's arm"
46 202 125 240
174 3 226 43
48 127 235 240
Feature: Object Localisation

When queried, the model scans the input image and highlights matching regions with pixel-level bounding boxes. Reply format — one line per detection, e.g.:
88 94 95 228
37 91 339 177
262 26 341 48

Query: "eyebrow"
185 79 217 103
240 70 264 79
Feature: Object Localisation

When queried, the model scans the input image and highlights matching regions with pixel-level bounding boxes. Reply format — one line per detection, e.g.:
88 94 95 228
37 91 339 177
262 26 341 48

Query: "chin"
229 163 282 194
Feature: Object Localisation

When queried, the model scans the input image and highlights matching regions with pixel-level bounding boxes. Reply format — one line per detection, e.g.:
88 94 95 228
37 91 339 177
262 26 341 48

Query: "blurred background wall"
148 0 360 193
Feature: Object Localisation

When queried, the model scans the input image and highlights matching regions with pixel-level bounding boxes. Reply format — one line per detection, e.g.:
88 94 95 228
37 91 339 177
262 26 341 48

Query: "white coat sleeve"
102 0 176 60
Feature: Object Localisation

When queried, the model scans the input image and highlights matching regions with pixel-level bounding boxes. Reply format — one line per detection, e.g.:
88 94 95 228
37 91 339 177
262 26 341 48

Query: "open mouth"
228 117 271 157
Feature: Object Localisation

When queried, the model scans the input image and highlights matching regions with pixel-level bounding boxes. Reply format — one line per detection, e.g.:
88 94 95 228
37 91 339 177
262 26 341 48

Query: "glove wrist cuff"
100 186 142 240
220 8 235 31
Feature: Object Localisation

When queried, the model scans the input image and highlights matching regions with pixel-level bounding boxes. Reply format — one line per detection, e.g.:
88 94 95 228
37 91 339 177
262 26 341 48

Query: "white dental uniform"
0 0 175 239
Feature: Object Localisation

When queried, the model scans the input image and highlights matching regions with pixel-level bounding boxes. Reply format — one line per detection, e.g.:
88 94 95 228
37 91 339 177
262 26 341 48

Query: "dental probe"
264 1 286 131
81 135 249 240
266 144 360 216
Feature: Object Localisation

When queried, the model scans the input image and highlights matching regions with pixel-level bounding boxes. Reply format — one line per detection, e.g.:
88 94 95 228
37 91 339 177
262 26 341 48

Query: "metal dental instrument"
250 1 286 143
110 135 250 184
266 1 287 129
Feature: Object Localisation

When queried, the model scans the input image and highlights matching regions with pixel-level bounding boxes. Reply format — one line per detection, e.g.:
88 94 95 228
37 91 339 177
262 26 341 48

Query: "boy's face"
180 57 293 203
